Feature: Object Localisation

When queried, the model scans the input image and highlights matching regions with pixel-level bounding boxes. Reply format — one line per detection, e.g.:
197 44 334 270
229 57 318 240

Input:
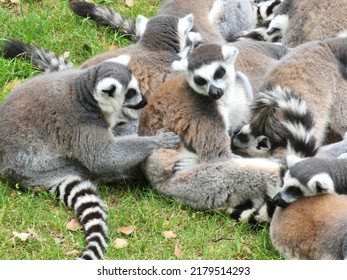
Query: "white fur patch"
106 55 131 66
172 58 189 72
136 15 148 37
267 14 289 36
208 0 222 24
286 154 304 168
94 77 125 126
307 173 335 193
177 14 194 53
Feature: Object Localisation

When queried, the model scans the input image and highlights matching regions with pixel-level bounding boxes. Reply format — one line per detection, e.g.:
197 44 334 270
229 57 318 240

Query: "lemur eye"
194 76 207 86
286 186 303 197
126 88 137 99
214 66 226 80
102 85 116 97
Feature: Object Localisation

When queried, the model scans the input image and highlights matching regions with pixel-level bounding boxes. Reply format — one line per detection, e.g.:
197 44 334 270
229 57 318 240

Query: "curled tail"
69 1 138 42
249 86 318 157
49 175 108 260
1 38 73 72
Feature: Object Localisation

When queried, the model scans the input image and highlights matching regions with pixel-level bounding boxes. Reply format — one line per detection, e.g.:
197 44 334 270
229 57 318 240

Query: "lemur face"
273 156 335 208
232 124 272 157
94 55 146 115
172 44 239 100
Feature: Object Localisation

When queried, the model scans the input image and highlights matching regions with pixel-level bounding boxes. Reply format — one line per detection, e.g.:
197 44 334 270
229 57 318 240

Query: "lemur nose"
208 85 224 100
272 193 289 208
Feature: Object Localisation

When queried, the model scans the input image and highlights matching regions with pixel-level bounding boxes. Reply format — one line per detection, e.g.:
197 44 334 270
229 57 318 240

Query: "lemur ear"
286 155 304 168
222 45 239 65
172 58 188 72
308 173 334 193
188 32 203 47
178 13 194 36
107 55 131 66
136 15 149 37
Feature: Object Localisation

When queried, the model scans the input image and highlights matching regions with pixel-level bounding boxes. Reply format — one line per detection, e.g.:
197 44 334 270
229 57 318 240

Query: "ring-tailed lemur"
70 0 256 44
232 37 347 158
239 0 284 42
281 0 347 47
270 194 347 259
0 56 181 260
141 146 283 224
139 43 253 162
1 13 200 136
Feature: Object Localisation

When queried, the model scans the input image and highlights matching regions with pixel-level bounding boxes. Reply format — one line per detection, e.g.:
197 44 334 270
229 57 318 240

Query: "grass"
0 0 282 260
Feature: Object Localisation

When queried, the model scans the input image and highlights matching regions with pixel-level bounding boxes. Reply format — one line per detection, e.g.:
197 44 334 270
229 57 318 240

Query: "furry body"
139 44 252 162
270 194 347 259
281 0 347 47
142 147 283 223
233 37 347 157
0 59 180 259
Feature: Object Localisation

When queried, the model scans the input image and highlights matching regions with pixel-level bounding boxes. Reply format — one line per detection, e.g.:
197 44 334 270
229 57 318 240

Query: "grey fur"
141 147 283 223
0 59 180 259
1 38 73 72
270 194 347 259
159 0 255 43
69 1 138 41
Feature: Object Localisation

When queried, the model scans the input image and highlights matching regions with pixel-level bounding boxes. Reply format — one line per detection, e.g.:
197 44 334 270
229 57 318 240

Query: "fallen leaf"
244 246 253 255
63 51 70 60
67 218 83 231
108 45 118 51
13 231 30 241
64 249 80 256
4 78 21 92
174 241 182 259
163 231 177 239
118 225 137 235
27 228 44 242
125 0 133 7
113 238 128 249
10 0 20 3
54 237 63 244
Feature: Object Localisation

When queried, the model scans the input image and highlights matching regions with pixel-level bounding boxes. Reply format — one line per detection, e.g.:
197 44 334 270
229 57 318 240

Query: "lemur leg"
47 175 108 260
142 148 282 223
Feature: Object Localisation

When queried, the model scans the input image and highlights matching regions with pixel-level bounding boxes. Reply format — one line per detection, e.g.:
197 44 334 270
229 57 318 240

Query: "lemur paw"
173 158 199 172
155 129 181 149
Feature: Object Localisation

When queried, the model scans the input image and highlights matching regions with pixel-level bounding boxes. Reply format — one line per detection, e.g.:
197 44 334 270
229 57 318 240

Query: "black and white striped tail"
227 195 277 224
280 95 318 158
1 38 73 73
50 175 108 260
69 1 138 42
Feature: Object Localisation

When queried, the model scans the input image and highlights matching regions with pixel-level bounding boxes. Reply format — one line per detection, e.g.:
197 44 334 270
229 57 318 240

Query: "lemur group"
1 0 347 260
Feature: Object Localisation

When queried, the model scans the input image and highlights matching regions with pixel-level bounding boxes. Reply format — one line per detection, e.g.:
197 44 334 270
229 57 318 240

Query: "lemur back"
139 43 253 162
281 0 347 47
270 194 347 259
0 57 180 259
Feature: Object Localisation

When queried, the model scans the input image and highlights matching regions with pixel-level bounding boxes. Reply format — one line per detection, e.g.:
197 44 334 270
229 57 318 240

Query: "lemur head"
172 44 239 100
266 14 289 40
93 55 146 115
136 13 201 58
273 155 336 208
232 124 272 157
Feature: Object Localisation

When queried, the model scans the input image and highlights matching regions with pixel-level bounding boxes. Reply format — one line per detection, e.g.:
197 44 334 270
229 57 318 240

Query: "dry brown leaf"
54 237 64 244
27 228 44 242
5 78 21 92
244 246 253 255
10 0 20 3
118 225 137 235
67 218 83 231
125 0 133 7
163 231 177 239
108 45 118 51
113 238 128 249
174 241 182 259
13 231 30 241
64 249 80 256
